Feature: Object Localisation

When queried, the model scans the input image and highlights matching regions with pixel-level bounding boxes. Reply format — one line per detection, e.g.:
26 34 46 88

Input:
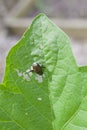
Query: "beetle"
29 63 45 75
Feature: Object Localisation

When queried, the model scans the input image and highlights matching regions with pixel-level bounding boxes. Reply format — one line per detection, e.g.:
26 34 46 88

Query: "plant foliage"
0 14 87 130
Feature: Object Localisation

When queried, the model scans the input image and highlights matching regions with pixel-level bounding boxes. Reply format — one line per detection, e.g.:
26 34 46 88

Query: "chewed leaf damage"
15 63 45 83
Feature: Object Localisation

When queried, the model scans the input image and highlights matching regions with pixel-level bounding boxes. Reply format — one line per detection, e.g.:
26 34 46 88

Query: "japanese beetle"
30 63 45 75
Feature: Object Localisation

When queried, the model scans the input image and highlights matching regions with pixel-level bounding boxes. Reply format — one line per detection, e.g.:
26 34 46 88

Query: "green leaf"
0 13 87 130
